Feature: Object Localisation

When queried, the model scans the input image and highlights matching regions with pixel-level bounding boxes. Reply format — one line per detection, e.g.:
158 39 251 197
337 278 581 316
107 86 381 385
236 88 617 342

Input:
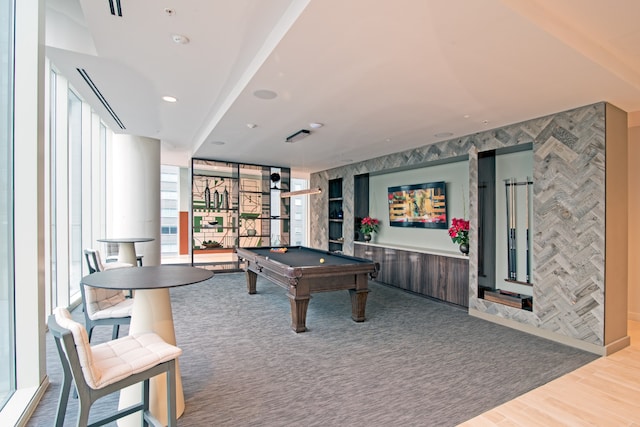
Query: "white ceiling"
45 0 640 174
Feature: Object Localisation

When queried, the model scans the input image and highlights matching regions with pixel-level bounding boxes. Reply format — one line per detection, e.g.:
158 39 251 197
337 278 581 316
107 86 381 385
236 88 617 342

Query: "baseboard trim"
0 376 50 427
469 308 630 356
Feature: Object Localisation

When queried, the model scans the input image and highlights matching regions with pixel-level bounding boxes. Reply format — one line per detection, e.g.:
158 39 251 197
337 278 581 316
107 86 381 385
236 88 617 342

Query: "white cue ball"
320 258 325 263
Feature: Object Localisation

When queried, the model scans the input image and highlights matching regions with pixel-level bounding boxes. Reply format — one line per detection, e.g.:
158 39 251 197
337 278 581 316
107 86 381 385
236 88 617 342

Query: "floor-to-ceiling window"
161 165 179 254
290 178 309 246
0 0 15 410
47 67 57 314
67 90 82 297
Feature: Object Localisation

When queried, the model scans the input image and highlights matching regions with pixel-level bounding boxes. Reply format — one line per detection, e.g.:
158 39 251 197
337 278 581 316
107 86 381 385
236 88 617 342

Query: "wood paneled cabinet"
355 243 469 307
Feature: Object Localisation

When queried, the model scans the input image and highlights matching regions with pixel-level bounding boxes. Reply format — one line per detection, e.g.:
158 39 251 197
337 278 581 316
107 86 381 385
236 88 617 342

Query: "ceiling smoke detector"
171 34 190 44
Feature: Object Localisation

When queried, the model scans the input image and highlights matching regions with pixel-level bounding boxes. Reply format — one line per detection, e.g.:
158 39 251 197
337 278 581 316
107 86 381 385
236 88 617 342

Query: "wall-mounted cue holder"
504 177 533 286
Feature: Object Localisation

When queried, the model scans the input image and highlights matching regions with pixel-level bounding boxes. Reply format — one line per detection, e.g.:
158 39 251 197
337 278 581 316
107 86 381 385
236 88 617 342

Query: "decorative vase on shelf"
221 186 229 210
212 188 219 209
363 234 372 243
204 180 211 209
459 242 469 255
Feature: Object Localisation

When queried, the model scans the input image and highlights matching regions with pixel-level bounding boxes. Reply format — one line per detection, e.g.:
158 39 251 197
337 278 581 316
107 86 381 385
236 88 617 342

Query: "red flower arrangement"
360 217 380 235
448 218 469 245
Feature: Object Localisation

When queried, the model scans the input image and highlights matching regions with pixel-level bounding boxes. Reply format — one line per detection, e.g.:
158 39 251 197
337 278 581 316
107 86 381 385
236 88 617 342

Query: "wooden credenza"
354 242 469 307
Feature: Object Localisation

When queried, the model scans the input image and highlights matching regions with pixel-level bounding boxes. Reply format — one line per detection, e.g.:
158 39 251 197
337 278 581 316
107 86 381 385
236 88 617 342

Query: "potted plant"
360 217 380 242
448 218 470 254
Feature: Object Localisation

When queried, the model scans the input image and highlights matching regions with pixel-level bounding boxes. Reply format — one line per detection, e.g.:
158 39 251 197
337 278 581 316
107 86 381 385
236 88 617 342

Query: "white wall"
369 160 468 251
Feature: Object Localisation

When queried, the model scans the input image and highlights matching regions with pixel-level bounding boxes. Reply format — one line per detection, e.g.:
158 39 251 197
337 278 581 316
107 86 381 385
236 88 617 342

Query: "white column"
108 134 161 265
108 135 183 425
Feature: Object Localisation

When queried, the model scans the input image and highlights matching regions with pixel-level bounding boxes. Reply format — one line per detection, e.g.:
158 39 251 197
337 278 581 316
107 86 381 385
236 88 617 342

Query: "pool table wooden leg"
245 270 257 294
287 294 310 332
349 289 369 322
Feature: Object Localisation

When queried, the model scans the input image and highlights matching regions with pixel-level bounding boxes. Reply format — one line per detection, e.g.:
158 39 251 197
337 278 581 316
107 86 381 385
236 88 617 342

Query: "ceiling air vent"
108 0 123 17
76 68 126 130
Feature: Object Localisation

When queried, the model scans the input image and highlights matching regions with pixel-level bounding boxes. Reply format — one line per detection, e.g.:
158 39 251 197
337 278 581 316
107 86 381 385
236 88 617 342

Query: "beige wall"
628 112 640 321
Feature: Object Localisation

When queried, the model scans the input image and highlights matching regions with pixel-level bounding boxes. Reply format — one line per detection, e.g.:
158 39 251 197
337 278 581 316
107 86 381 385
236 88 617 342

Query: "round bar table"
97 237 154 266
81 266 213 426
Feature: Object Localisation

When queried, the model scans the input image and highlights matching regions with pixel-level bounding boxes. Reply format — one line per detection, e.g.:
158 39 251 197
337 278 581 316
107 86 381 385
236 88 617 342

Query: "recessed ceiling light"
164 8 175 16
253 89 278 100
162 95 177 103
171 34 190 44
434 132 453 138
210 141 225 145
309 122 324 129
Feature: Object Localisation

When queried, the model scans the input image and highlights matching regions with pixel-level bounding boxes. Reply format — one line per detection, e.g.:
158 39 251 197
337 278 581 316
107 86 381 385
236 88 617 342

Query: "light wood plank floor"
460 320 640 426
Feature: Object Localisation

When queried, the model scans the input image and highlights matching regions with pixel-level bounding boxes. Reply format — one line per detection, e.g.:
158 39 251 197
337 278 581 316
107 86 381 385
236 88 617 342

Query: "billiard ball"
320 258 325 263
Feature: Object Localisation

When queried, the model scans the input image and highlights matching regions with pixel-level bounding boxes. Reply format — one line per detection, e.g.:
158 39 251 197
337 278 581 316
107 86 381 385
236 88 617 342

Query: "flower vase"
459 242 469 255
363 234 372 243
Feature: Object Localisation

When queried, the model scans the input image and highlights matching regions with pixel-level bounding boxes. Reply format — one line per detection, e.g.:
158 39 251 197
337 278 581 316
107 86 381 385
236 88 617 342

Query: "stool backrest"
50 307 102 389
82 286 128 319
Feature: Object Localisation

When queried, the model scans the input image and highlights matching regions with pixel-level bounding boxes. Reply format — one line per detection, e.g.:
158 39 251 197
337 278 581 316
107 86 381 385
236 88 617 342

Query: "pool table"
236 246 379 332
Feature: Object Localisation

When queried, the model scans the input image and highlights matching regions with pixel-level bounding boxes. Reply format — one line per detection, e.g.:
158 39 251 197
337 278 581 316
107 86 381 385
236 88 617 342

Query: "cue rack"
504 177 533 285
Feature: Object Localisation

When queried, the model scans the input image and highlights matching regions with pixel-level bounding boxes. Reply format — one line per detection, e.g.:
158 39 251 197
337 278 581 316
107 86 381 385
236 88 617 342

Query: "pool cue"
525 177 530 283
505 180 513 280
509 178 517 280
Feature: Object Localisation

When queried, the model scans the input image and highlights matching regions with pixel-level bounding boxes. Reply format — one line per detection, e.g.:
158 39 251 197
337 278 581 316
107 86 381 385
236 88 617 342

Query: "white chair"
49 307 181 427
80 282 133 342
84 248 132 274
82 248 134 341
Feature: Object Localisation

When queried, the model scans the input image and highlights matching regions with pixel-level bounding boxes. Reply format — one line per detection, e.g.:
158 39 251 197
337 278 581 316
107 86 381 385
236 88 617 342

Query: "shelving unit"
354 173 369 241
191 159 290 271
328 178 343 253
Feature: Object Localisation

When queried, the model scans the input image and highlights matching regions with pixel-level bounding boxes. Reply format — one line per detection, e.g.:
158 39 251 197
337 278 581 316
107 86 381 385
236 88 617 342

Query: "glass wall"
0 0 14 409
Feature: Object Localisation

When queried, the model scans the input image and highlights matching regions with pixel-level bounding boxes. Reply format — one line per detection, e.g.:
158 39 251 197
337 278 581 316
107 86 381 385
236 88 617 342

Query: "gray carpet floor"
27 272 597 426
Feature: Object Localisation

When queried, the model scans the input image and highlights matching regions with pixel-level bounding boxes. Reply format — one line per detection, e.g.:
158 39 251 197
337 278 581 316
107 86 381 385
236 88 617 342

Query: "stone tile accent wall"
311 102 608 346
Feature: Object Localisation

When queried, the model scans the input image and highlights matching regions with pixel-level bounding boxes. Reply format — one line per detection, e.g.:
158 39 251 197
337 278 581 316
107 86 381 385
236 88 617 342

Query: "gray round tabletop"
97 237 155 243
81 265 213 290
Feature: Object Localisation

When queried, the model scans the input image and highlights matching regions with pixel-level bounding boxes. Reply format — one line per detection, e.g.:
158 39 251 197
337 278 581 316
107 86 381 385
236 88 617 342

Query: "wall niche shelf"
328 178 343 252
191 159 290 271
477 146 534 310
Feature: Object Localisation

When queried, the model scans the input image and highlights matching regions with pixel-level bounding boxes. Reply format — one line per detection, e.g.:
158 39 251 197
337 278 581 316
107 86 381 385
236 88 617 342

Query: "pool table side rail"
236 247 379 281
